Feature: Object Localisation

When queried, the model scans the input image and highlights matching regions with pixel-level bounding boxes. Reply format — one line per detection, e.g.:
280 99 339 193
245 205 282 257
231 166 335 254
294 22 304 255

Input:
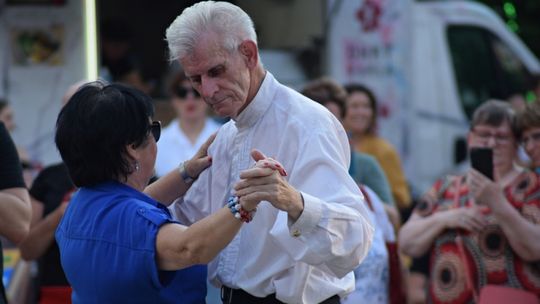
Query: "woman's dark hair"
471 99 519 139
301 77 347 118
55 82 154 187
344 83 378 134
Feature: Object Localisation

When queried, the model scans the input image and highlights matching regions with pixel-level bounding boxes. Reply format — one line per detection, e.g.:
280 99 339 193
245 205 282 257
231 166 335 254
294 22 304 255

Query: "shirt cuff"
288 192 322 238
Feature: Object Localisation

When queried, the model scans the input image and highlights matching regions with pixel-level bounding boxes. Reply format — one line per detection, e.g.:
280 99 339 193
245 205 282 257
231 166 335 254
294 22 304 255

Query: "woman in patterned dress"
399 100 540 303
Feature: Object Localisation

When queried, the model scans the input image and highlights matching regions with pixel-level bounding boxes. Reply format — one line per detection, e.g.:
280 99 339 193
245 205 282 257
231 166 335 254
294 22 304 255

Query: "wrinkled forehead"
180 34 232 73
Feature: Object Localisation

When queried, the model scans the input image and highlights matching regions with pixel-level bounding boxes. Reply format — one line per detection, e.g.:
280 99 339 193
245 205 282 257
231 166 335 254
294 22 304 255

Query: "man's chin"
212 107 233 118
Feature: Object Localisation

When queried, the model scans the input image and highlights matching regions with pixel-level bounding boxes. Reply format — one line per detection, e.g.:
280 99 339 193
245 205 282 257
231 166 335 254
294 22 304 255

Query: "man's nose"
201 77 218 99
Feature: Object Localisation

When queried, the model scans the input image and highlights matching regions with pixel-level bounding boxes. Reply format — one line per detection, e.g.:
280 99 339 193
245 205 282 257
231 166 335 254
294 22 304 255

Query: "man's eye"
209 67 224 77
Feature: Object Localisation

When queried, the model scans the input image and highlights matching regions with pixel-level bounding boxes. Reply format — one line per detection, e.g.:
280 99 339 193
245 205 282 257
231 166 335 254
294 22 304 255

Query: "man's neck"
235 66 266 118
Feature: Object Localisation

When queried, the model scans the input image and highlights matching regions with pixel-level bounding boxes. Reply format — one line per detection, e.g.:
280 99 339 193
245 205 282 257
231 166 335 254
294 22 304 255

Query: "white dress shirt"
155 118 221 177
173 72 373 304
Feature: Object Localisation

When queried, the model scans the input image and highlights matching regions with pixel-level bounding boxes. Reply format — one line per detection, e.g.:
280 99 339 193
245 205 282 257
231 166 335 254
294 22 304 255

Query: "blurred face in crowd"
180 32 255 119
468 121 516 170
324 101 343 121
521 127 540 168
0 105 15 132
345 91 373 135
172 80 209 122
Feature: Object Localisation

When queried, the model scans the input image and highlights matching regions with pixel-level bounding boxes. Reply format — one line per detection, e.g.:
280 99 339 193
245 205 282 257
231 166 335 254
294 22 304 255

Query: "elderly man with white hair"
166 2 373 303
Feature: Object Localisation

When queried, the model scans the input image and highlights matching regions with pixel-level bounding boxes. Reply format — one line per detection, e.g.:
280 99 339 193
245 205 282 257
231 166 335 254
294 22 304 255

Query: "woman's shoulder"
363 135 399 156
506 169 540 204
354 151 378 164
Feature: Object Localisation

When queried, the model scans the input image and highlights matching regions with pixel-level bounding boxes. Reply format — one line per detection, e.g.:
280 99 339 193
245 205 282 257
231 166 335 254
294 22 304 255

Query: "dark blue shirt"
56 181 206 303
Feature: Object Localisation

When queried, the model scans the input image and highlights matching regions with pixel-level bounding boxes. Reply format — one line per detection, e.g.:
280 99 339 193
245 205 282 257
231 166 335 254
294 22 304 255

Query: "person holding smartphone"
399 100 540 303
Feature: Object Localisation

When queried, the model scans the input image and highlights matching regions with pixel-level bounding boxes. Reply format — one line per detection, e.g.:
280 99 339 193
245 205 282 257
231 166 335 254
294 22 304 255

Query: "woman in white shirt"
154 71 221 177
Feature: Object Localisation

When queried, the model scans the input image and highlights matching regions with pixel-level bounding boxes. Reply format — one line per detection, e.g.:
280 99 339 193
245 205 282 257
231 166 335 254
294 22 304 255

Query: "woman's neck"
349 132 365 147
124 175 147 192
179 118 206 144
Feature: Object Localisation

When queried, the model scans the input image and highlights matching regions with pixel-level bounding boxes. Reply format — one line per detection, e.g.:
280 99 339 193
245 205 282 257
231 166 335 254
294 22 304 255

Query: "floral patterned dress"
415 171 540 304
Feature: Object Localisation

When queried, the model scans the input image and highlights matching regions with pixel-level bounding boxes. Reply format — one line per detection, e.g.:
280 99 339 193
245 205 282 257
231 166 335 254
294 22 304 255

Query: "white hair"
166 1 257 62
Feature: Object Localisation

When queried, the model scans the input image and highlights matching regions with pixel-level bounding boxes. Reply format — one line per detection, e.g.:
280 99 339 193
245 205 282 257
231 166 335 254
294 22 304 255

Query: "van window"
447 26 532 119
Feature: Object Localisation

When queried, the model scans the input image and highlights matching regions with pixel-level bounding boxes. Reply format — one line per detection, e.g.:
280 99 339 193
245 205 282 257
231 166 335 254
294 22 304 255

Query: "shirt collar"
234 71 274 130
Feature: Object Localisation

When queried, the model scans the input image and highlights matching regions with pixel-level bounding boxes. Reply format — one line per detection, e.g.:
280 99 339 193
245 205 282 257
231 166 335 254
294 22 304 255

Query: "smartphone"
470 147 494 180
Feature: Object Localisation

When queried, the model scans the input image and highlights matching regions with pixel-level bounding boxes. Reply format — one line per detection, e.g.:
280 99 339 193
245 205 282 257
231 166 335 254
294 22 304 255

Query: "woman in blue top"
54 82 268 303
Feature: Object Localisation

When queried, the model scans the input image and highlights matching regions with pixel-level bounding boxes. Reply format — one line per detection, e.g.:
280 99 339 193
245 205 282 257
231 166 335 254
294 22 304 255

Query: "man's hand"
234 149 304 220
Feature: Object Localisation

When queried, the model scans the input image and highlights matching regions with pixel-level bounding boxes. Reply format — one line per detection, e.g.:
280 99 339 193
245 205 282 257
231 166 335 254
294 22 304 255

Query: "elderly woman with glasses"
54 82 277 303
399 100 540 303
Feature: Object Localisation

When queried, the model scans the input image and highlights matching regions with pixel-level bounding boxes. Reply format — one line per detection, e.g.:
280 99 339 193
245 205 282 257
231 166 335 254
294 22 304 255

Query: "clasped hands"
233 149 304 221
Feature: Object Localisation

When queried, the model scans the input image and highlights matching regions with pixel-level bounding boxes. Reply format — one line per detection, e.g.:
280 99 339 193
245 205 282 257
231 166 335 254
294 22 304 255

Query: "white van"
327 0 540 193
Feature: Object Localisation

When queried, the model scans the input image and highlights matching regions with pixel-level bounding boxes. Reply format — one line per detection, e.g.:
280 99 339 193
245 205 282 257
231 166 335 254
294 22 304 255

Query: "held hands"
234 149 304 220
184 133 216 179
444 206 487 233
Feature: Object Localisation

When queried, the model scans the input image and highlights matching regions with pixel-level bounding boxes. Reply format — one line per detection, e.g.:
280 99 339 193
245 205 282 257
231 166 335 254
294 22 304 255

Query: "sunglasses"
175 86 201 99
150 121 161 142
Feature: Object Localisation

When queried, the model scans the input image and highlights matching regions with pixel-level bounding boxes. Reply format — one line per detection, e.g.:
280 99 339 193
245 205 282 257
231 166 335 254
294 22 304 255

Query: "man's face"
180 33 251 119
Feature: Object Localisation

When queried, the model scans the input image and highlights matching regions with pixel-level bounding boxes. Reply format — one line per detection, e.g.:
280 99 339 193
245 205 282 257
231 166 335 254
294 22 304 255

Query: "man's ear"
239 40 258 69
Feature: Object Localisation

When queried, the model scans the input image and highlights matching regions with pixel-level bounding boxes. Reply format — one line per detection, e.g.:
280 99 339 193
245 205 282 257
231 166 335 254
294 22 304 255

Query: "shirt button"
292 229 301 237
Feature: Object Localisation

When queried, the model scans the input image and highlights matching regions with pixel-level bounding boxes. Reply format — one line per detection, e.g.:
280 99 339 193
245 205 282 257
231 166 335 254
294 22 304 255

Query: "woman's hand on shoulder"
185 133 216 179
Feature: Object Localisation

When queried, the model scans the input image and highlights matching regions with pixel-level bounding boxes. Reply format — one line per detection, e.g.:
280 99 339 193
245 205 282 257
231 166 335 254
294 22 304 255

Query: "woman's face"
468 121 517 170
171 80 209 121
344 91 373 135
521 127 540 168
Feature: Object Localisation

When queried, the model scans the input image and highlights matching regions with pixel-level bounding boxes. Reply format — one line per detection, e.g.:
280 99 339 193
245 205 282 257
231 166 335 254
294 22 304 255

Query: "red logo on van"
356 0 381 32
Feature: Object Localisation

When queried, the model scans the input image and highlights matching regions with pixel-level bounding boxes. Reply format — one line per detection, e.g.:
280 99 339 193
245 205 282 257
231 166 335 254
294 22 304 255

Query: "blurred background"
0 0 539 303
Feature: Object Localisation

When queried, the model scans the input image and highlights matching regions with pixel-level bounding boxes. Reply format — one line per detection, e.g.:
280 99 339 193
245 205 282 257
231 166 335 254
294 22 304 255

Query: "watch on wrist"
178 161 196 184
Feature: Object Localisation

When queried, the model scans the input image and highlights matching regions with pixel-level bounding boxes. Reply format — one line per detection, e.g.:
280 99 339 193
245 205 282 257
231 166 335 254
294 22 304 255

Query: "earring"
134 161 140 172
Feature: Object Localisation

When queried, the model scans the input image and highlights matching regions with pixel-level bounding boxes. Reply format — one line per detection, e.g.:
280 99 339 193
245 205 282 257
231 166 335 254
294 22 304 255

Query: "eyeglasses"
521 131 540 146
471 128 513 145
174 86 201 99
150 121 161 142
